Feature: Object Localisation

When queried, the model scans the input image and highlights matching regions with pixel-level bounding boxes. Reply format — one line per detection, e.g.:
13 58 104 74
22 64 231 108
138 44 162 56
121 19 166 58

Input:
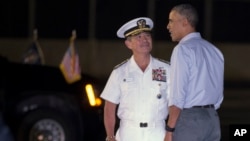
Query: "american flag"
22 29 45 65
59 30 81 84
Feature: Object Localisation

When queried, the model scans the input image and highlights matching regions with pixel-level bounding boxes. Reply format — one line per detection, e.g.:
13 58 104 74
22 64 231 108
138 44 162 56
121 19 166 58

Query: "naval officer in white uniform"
101 17 170 141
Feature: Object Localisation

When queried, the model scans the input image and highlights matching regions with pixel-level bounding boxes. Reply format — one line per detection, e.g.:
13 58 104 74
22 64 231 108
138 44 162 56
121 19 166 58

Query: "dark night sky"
1 0 250 42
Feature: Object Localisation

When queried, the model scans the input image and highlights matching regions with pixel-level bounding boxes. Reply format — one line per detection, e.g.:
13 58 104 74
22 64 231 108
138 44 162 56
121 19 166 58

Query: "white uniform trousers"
115 119 165 141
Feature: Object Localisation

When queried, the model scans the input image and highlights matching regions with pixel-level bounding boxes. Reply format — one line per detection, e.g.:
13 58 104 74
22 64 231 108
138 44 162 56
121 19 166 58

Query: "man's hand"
164 132 172 141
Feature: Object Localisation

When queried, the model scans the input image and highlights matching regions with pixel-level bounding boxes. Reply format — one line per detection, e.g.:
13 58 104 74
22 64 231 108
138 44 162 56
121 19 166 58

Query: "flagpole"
70 30 77 53
33 29 45 64
70 30 77 43
70 30 77 74
28 0 36 38
33 29 38 41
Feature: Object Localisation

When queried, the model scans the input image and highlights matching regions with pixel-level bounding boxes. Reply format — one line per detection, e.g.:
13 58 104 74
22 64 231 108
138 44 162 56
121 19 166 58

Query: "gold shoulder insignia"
156 58 170 65
114 59 129 69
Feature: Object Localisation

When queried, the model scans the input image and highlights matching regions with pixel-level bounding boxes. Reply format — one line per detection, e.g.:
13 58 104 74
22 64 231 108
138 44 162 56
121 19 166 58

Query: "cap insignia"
137 19 146 29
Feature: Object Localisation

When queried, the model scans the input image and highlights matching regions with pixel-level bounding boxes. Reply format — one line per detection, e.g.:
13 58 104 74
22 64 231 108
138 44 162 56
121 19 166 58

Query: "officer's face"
125 32 152 54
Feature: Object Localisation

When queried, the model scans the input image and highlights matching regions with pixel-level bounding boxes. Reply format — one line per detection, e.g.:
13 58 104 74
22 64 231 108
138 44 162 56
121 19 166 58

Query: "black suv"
0 55 105 141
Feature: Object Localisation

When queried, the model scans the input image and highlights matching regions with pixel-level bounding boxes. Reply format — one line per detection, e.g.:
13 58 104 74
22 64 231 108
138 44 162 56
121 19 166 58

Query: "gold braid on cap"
124 19 151 37
124 28 151 37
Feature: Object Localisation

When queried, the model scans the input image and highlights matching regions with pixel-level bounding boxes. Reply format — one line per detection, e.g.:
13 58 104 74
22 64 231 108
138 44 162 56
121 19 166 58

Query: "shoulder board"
114 59 129 69
156 58 170 65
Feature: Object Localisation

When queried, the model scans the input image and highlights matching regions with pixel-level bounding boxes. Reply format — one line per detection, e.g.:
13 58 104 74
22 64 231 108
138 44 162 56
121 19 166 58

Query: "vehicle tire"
17 109 83 141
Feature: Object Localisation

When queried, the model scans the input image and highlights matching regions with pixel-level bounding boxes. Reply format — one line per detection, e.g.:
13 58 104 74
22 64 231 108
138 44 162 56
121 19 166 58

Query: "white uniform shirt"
101 55 170 122
169 32 224 110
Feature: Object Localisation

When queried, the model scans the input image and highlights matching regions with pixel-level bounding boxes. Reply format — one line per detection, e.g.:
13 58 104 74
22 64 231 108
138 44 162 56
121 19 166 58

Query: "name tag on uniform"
123 77 133 82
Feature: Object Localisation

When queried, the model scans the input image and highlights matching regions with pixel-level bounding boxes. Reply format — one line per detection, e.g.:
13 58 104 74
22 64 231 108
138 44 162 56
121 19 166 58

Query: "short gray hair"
171 4 198 28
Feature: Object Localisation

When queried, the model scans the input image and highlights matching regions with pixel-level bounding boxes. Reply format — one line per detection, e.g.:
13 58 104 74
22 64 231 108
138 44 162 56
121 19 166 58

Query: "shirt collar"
179 32 201 43
129 55 152 73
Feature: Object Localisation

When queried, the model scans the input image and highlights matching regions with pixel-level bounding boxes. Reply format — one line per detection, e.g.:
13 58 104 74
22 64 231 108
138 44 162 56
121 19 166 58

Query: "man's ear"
125 39 132 50
183 18 189 26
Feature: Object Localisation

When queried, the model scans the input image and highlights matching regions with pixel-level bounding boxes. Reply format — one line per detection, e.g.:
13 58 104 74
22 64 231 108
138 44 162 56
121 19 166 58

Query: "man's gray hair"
172 4 199 28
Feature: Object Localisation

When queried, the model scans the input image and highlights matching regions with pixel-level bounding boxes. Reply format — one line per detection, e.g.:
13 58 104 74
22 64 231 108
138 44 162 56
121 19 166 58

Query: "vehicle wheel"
17 109 82 141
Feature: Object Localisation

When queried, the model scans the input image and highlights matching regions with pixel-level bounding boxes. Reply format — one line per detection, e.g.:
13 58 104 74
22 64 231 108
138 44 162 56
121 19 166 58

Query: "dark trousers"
173 108 221 141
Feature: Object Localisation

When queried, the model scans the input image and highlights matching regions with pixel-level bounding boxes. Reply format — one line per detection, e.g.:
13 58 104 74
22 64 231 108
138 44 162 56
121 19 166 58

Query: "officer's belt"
120 119 164 128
